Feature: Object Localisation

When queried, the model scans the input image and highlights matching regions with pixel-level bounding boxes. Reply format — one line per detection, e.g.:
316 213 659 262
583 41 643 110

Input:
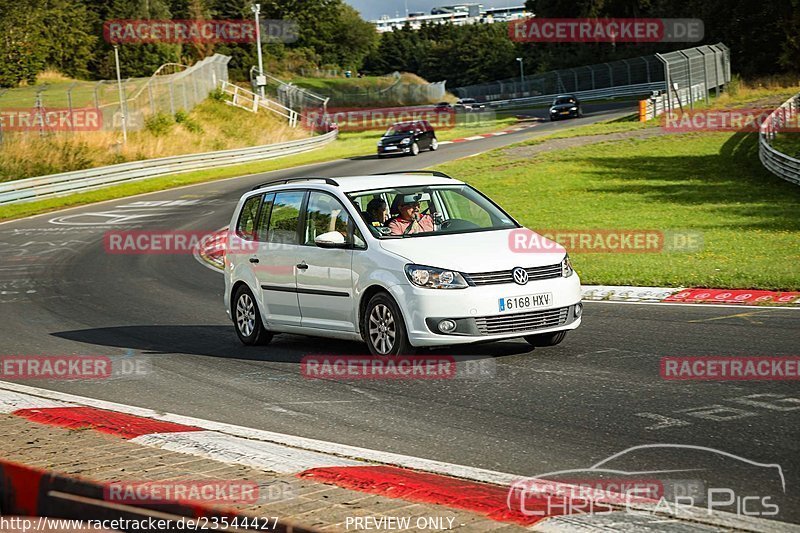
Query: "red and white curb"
438 123 539 145
582 285 800 307
0 382 794 532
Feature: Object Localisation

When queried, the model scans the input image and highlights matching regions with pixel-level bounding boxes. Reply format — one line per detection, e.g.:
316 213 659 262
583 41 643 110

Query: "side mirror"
314 231 347 248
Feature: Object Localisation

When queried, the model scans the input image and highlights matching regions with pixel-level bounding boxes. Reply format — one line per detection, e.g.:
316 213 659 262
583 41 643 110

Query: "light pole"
251 3 265 98
114 45 127 144
516 57 524 93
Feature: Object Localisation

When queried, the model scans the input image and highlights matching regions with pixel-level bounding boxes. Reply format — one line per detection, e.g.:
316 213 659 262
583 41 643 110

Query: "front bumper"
378 144 412 155
388 275 582 347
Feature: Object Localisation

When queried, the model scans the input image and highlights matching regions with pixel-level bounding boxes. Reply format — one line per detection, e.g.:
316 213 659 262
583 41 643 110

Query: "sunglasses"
401 202 421 208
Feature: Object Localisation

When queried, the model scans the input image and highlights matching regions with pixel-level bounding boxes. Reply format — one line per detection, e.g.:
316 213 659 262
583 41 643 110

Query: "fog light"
438 320 456 333
575 303 583 318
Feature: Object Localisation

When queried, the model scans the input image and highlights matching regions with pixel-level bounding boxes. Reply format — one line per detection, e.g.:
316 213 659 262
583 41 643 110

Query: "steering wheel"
440 218 480 231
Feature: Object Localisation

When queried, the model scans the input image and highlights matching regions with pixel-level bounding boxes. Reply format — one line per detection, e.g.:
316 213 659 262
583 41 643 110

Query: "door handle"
296 262 308 270
249 257 259 264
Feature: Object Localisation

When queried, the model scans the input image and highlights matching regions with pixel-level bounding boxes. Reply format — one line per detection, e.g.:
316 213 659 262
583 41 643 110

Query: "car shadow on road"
52 325 533 362
52 325 531 363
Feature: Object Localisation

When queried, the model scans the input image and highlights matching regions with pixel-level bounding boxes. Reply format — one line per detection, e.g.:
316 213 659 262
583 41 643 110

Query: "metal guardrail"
759 92 800 185
486 81 666 109
0 130 338 205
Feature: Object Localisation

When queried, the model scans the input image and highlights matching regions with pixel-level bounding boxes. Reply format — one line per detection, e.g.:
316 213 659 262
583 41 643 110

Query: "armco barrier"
759 92 800 185
0 458 318 532
487 81 666 110
0 130 338 205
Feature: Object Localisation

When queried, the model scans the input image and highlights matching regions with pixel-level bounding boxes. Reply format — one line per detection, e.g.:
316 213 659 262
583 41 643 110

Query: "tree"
41 0 99 79
0 0 48 87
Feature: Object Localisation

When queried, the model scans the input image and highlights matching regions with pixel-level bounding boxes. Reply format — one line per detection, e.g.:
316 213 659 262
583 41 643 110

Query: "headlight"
377 140 383 146
405 264 469 289
562 254 574 277
570 106 578 111
549 107 557 113
401 137 411 144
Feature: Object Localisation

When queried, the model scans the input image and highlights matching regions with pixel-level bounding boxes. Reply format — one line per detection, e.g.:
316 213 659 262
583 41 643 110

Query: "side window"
236 195 261 240
268 191 305 245
255 193 275 242
304 192 350 245
352 224 367 250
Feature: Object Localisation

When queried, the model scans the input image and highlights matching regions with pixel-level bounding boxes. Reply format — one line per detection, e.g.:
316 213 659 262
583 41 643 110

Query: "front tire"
524 330 567 347
363 292 414 356
410 142 420 156
233 285 273 346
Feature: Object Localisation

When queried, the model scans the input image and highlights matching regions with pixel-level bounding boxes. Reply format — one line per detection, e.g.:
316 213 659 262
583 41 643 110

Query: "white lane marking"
0 390 74 412
131 431 366 473
464 136 485 141
437 141 453 145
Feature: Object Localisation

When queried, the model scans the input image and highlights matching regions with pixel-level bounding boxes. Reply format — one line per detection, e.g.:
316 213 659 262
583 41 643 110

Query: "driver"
387 194 434 235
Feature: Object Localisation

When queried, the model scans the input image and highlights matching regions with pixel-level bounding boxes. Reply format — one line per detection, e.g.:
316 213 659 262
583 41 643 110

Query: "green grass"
290 76 396 94
772 133 800 158
434 130 800 291
0 115 519 222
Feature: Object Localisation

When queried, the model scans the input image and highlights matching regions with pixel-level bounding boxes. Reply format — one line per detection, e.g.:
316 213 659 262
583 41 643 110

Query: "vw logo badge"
512 267 529 285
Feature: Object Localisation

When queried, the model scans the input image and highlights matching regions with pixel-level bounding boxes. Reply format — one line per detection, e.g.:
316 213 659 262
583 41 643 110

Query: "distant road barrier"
488 81 666 109
759 92 800 185
0 130 337 205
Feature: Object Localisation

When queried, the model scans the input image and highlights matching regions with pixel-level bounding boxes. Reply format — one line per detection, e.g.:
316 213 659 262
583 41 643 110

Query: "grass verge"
434 130 800 290
0 116 518 222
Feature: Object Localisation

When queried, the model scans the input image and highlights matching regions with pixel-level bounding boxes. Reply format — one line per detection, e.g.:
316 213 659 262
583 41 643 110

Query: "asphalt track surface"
1 102 798 524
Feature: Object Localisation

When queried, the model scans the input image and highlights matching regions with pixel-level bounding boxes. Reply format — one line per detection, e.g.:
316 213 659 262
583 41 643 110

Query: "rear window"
236 195 261 240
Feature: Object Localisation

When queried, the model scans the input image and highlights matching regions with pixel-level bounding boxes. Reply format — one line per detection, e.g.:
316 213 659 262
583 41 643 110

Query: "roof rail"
251 177 339 190
371 170 455 179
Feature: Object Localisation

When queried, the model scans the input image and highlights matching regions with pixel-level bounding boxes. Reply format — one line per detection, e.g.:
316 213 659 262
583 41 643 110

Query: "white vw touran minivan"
224 171 582 355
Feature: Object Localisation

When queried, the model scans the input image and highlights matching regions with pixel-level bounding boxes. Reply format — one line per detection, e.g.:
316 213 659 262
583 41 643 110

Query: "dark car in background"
454 98 485 112
549 94 582 120
434 102 453 112
377 120 438 157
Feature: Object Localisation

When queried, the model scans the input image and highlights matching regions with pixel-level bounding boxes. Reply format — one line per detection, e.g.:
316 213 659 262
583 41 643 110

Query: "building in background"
371 4 527 33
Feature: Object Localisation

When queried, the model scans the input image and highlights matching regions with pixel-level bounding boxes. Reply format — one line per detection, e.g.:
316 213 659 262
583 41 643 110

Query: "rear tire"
233 285 273 346
430 138 438 151
363 292 414 356
524 330 567 347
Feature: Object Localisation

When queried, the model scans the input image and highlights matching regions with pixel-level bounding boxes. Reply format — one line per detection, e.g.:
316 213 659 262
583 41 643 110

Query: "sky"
344 0 525 21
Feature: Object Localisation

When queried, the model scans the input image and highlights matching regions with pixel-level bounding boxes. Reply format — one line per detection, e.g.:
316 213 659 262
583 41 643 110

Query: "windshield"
384 123 415 136
554 97 577 105
348 184 518 238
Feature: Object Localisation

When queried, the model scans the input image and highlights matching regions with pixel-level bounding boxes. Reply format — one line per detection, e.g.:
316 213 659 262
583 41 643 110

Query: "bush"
145 113 174 136
174 109 203 134
209 88 227 102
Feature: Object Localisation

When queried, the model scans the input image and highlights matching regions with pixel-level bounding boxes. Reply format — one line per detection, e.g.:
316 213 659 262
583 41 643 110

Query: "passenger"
364 198 389 226
387 194 434 235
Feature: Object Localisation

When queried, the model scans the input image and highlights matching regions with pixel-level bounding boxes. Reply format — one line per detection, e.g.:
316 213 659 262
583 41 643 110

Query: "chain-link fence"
453 56 664 101
452 44 730 105
656 43 730 111
0 54 229 139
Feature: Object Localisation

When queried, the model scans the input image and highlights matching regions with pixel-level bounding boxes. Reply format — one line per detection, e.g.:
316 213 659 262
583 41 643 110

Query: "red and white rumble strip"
0 382 794 532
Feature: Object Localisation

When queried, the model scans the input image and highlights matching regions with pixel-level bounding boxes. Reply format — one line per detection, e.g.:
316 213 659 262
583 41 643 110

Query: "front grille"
464 264 562 286
475 306 569 335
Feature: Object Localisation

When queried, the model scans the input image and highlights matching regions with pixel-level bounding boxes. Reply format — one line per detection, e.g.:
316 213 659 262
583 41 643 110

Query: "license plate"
384 146 397 150
560 111 570 115
498 292 552 312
